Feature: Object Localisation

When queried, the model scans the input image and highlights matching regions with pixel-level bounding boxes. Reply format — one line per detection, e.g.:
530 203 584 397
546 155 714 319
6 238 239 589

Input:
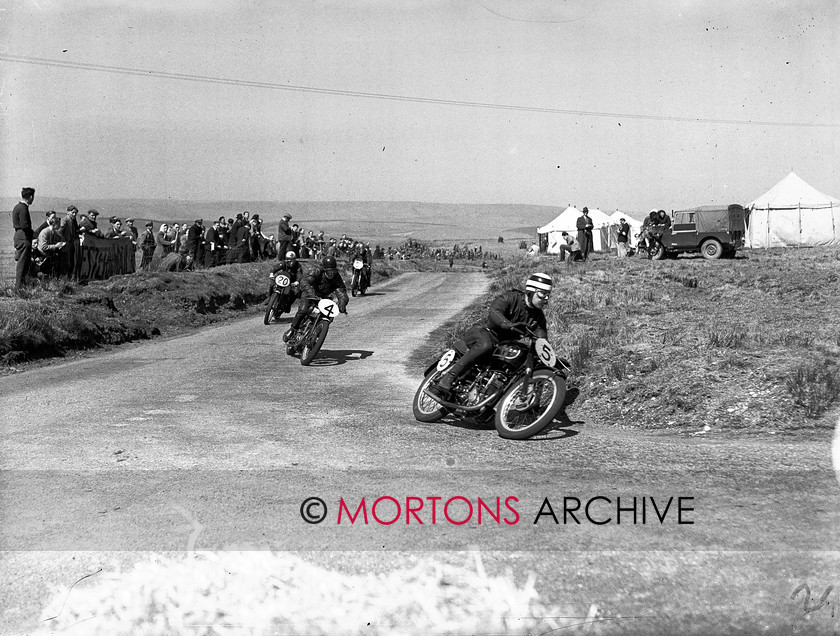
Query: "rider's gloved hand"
508 321 528 335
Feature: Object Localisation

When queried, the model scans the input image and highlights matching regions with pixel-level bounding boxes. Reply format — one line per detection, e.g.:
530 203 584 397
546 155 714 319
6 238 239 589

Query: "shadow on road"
353 291 386 297
308 349 375 366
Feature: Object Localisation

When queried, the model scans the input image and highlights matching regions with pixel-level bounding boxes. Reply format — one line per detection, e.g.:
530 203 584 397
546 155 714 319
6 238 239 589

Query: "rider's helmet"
284 250 297 266
525 273 552 307
322 255 338 278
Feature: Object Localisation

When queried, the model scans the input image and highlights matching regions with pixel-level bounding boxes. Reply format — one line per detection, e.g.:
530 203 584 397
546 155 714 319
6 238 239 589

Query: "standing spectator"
139 221 156 270
576 206 594 261
155 223 173 259
36 216 67 277
12 187 36 292
186 219 204 267
616 217 630 258
230 216 250 262
59 205 81 280
277 213 293 258
105 218 128 239
204 219 222 268
125 218 139 243
35 210 57 237
80 209 103 237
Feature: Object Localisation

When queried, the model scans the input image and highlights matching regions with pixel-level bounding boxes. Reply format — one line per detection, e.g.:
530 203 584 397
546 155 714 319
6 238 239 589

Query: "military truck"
645 204 747 260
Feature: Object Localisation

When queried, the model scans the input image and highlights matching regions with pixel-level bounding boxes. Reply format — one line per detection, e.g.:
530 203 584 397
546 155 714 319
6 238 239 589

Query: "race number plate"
436 349 456 371
535 338 556 367
353 259 364 270
274 274 291 287
317 298 338 318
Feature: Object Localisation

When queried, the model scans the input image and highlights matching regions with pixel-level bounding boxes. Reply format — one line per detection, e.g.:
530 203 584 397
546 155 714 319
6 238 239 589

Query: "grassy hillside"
425 246 840 436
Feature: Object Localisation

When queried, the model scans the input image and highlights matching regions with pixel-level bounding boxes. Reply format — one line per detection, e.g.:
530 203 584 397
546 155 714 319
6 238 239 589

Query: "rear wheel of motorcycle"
263 292 279 325
494 369 565 440
300 321 329 366
412 370 448 423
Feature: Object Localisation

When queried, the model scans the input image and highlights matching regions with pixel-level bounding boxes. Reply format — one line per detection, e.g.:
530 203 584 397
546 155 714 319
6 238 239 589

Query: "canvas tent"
537 206 613 253
747 172 840 248
607 210 643 249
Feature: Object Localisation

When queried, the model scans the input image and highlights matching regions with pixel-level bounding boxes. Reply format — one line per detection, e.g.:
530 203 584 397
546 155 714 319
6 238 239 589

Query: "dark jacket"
485 289 548 341
300 266 348 310
271 259 303 283
277 219 292 241
617 221 630 244
12 202 33 241
576 214 594 233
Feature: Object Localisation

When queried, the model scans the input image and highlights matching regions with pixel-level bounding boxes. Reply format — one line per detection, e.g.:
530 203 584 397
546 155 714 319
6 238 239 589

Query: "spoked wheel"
412 369 449 423
494 369 566 440
263 293 279 325
300 320 330 366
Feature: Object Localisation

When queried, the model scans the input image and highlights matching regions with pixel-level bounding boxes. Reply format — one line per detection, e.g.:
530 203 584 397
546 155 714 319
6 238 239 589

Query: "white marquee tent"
537 206 613 253
747 172 840 248
607 210 644 249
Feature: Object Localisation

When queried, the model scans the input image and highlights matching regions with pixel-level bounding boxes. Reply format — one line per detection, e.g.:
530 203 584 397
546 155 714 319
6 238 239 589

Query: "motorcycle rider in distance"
268 250 304 307
434 272 552 396
351 241 373 288
284 255 349 342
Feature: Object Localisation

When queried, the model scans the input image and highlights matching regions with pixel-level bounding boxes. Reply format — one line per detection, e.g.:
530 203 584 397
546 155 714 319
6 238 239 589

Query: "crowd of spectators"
383 238 499 264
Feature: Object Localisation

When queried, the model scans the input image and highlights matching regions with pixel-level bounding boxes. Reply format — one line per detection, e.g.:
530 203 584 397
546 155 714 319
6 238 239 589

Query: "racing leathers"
289 265 349 331
438 289 547 391
268 259 304 309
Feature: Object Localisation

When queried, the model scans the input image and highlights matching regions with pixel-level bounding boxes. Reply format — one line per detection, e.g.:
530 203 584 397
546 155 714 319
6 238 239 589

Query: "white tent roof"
538 206 613 234
608 210 643 227
749 172 840 210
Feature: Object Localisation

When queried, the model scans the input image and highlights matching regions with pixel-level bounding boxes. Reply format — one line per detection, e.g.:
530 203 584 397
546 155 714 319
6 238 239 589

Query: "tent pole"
798 202 802 248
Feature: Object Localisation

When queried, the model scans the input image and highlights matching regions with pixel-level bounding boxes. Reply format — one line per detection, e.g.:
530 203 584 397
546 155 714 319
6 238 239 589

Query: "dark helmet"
322 256 337 270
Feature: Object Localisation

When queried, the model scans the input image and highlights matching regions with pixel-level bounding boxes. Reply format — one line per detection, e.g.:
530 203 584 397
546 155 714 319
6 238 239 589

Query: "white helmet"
525 272 553 294
285 251 297 260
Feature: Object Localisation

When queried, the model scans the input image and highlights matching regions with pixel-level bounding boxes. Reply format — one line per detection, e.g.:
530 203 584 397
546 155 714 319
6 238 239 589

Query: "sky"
1 0 838 212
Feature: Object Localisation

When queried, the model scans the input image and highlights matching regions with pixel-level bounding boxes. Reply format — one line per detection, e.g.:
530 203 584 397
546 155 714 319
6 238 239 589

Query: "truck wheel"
701 239 723 260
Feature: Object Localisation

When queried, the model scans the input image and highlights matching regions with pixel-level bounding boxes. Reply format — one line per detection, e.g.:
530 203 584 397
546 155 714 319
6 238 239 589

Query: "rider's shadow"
356 291 386 297
526 386 584 440
308 349 375 366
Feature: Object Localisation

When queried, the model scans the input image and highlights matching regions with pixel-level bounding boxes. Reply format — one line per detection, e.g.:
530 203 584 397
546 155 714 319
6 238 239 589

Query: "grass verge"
426 247 840 436
1 259 397 369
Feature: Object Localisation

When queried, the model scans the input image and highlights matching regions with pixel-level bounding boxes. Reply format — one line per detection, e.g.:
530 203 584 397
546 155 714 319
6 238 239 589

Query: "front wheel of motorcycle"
494 369 566 440
263 292 279 325
412 370 448 423
300 320 330 366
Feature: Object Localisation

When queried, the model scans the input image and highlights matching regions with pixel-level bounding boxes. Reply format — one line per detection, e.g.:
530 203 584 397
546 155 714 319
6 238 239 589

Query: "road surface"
2 271 839 634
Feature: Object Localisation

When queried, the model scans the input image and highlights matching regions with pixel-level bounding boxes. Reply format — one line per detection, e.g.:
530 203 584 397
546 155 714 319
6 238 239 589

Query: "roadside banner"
79 235 136 281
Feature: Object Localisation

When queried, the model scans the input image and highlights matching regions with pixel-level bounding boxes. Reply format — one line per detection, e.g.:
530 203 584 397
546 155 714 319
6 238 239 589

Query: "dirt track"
2 271 840 634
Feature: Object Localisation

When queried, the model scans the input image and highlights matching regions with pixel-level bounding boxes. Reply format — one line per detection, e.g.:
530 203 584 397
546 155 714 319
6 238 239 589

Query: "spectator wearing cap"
616 217 630 258
12 187 36 292
80 209 103 237
59 205 81 279
186 219 205 267
576 206 594 261
277 213 293 260
139 221 156 270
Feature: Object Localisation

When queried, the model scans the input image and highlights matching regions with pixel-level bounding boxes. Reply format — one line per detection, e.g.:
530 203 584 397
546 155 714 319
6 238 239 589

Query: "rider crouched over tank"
431 272 552 399
268 251 304 304
284 255 349 345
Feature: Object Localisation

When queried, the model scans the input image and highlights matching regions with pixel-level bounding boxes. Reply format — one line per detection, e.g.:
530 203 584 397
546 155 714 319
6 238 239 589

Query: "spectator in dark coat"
59 205 81 279
277 213 293 258
204 219 222 268
576 207 594 261
12 187 36 292
79 209 103 237
139 221 156 270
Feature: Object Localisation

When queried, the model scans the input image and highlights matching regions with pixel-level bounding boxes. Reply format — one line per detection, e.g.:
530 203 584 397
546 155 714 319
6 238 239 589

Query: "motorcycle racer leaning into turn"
268 250 304 299
284 255 349 342
433 272 552 396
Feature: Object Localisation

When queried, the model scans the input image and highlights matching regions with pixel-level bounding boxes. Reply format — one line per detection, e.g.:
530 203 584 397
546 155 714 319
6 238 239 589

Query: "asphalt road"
2 271 840 634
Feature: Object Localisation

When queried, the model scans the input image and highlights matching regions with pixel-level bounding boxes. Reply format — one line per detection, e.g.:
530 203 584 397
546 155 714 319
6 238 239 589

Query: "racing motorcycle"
412 325 570 440
264 270 297 325
283 296 341 366
350 258 369 297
